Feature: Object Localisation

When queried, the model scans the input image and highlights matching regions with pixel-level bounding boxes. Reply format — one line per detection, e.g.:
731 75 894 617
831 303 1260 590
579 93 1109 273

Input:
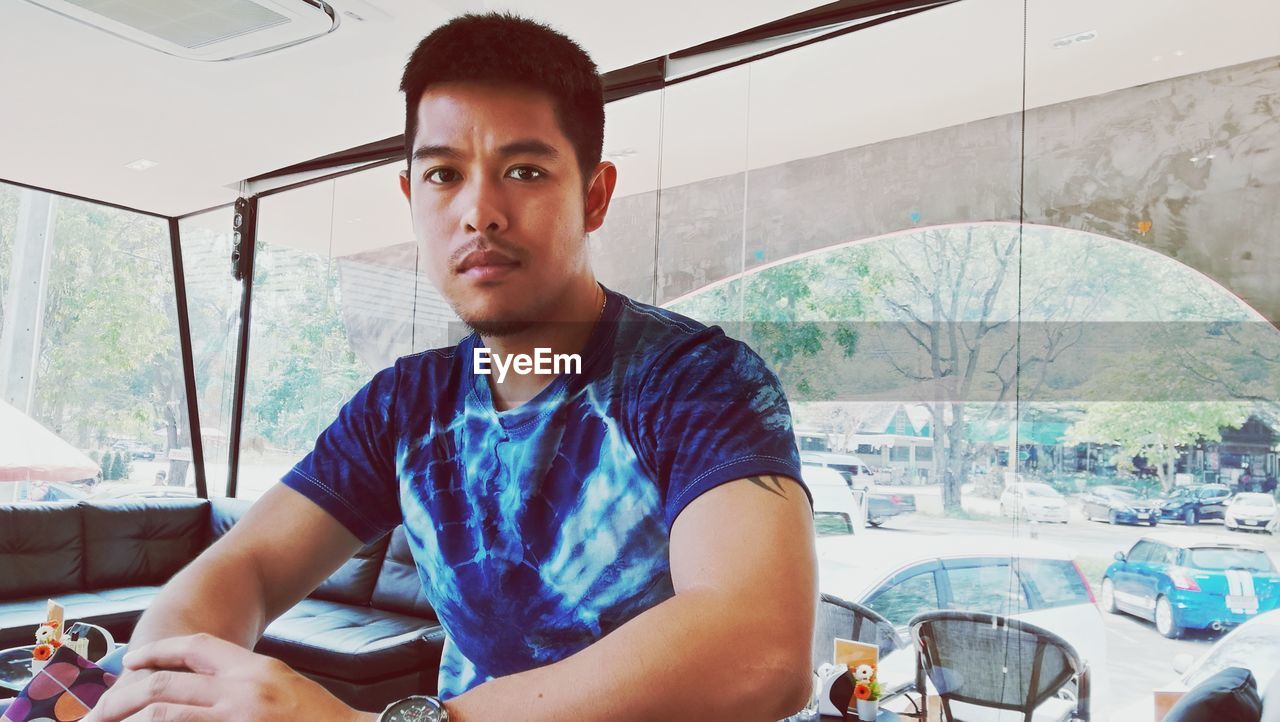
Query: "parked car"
999 482 1069 523
818 534 1108 711
1157 483 1233 525
805 465 864 537
1102 532 1280 639
1081 485 1158 526
1169 609 1280 697
111 440 156 460
1225 492 1279 534
802 453 916 527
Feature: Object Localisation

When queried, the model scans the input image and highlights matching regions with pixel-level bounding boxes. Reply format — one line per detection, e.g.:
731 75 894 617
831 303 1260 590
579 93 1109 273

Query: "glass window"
238 164 454 500
1127 541 1156 563
947 564 1025 616
866 571 940 628
813 512 854 537
177 208 243 495
0 183 192 503
1186 548 1274 573
1018 559 1092 609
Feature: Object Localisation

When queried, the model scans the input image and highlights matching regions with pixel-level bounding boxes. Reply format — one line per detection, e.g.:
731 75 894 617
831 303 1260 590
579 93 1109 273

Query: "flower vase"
30 659 48 674
855 698 878 720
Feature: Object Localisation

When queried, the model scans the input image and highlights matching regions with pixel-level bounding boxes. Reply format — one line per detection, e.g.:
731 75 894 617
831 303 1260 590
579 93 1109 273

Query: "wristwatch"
376 695 449 722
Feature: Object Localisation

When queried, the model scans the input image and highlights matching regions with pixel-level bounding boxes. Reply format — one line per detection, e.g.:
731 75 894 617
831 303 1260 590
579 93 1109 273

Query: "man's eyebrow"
411 144 463 165
497 139 560 160
410 139 561 165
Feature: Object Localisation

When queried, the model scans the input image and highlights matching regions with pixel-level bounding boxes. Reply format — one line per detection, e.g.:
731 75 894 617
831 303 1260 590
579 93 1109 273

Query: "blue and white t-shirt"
281 285 807 698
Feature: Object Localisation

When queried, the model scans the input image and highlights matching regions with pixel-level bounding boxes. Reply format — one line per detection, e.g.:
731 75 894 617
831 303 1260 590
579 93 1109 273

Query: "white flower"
853 664 875 682
35 625 55 644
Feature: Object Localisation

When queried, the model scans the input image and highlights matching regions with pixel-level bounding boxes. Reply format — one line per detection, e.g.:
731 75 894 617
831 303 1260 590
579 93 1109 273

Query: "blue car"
1101 532 1280 638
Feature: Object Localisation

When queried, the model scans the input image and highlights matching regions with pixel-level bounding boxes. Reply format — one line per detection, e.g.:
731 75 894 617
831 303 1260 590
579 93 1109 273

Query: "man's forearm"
441 588 812 722
127 550 270 651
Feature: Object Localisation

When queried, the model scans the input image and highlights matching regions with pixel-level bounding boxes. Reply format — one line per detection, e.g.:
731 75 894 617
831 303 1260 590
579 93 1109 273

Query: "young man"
86 13 815 722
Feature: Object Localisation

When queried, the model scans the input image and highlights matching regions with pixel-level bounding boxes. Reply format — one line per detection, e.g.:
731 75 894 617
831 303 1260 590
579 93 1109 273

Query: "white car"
817 534 1109 717
1226 492 1279 534
1000 482 1071 523
805 464 865 536
1169 609 1280 713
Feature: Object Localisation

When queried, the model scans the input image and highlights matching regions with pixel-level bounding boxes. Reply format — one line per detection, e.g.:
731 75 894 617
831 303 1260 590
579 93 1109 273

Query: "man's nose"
459 175 509 235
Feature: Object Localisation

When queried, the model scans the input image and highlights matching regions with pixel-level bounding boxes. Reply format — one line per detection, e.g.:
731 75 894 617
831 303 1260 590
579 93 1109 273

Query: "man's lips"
456 249 520 279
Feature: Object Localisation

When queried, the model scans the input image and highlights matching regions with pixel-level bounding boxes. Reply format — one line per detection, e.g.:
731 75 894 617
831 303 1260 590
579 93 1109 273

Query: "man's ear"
399 169 411 202
583 161 617 234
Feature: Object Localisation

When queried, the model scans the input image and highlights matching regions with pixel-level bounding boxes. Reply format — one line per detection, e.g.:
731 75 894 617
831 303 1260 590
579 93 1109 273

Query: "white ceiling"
3 0 1279 219
0 0 818 216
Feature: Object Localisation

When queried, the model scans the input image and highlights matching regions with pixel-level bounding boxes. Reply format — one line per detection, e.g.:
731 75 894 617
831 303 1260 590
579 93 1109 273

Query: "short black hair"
399 13 605 187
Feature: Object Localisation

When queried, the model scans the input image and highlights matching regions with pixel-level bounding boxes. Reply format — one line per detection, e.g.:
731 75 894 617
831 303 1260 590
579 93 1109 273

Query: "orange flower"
46 620 59 629
854 682 872 700
33 644 53 661
50 639 62 649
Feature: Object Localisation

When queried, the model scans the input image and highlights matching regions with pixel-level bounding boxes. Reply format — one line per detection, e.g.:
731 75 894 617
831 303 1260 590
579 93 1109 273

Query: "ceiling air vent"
23 0 339 61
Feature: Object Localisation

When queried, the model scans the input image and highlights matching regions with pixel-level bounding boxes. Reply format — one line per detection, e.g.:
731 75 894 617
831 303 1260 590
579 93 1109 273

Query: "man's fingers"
85 670 219 722
121 703 219 722
123 633 245 675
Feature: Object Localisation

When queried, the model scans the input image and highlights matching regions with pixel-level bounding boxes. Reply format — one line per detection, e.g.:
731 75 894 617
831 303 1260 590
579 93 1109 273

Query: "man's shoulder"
364 341 468 398
608 290 771 381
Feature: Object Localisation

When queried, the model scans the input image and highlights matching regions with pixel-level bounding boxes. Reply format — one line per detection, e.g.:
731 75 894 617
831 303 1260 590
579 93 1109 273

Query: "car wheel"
1155 596 1182 639
1109 510 1120 525
1184 508 1197 526
867 517 885 528
1148 519 1158 526
1100 578 1118 614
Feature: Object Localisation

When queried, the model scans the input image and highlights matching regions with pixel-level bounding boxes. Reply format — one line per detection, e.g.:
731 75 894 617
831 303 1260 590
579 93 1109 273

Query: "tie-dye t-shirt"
281 285 807 699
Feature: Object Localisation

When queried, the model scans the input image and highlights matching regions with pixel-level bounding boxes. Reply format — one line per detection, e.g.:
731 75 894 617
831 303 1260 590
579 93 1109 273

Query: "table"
0 646 35 696
820 710 902 721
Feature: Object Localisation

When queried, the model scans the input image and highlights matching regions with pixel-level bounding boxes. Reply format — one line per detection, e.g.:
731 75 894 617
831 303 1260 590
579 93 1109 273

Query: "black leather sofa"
0 498 445 710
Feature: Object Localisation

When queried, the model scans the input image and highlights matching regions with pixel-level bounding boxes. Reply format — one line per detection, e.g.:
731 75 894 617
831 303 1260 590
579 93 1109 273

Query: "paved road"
857 504 1279 721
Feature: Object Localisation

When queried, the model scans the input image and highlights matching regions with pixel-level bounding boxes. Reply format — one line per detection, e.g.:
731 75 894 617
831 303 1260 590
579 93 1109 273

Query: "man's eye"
424 168 459 184
507 167 544 181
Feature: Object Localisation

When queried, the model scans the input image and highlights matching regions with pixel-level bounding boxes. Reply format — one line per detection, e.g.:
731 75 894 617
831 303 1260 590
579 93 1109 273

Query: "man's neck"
480 280 605 411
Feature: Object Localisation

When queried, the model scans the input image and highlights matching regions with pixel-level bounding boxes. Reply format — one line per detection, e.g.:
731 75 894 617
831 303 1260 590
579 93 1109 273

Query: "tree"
1066 402 1250 490
667 246 874 400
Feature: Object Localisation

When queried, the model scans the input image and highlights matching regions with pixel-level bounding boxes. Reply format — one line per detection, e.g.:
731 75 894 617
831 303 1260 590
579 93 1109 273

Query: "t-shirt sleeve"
633 329 810 528
280 365 401 544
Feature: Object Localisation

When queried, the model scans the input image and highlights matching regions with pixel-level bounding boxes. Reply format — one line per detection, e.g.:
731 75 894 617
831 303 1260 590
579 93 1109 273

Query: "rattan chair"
909 610 1089 721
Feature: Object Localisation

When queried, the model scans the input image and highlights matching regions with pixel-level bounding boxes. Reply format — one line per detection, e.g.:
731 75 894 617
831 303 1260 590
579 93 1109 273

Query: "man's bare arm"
433 474 817 722
126 483 365 650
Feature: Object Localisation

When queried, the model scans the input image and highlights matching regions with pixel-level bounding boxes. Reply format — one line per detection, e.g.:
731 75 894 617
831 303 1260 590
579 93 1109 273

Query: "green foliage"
243 246 369 451
667 246 876 400
102 451 120 481
1066 402 1251 487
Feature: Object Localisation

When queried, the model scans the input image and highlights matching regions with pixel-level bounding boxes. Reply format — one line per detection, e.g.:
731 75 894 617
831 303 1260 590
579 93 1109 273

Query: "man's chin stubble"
462 317 536 337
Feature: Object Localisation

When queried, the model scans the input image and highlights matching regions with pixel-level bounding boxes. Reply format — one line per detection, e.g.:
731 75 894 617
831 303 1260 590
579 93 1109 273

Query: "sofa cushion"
371 528 436 619
311 533 392 607
83 499 209 589
0 502 83 600
1166 667 1262 722
0 586 160 649
256 599 445 684
209 497 253 542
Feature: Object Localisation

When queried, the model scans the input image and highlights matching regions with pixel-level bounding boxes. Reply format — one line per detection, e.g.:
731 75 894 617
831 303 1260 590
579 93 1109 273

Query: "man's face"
399 81 609 336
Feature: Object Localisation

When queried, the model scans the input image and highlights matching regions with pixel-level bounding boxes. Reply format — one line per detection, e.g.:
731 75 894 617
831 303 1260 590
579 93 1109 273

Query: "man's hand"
84 634 375 722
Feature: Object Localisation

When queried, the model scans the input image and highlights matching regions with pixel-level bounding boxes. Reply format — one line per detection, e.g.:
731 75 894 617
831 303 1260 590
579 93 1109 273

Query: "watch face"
384 698 439 722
